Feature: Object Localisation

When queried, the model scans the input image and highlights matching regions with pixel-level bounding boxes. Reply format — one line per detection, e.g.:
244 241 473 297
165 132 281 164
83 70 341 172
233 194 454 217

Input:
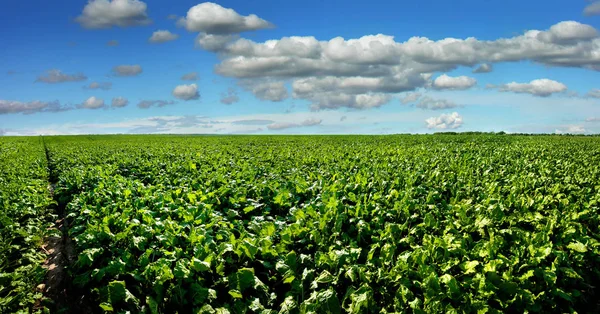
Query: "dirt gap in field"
37 138 88 313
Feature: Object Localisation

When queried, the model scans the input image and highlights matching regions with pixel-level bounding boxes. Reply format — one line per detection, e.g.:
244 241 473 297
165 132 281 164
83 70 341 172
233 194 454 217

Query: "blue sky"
1 0 599 135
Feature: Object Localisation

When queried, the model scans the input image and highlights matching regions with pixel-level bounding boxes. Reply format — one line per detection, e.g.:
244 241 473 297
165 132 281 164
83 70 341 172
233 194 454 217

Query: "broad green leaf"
228 290 243 299
191 258 211 272
567 241 587 253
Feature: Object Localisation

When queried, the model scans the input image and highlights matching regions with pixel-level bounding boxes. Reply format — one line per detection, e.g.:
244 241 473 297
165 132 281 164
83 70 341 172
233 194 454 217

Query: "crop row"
38 135 600 313
0 138 55 313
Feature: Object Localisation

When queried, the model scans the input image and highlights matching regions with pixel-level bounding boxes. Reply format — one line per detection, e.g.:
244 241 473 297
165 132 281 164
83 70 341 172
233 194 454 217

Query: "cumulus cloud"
195 33 238 51
172 84 200 100
555 125 586 134
76 0 152 29
584 1 600 16
137 100 176 109
107 40 119 46
111 97 129 108
536 21 598 44
432 74 477 90
86 82 112 90
149 30 179 43
426 112 463 129
493 78 568 97
201 21 600 109
267 117 322 130
181 72 199 81
178 2 272 34
0 100 72 115
112 64 143 76
416 96 459 110
249 81 288 102
400 92 422 104
220 88 239 104
79 96 106 109
309 93 392 111
586 88 600 98
472 63 493 73
36 69 87 84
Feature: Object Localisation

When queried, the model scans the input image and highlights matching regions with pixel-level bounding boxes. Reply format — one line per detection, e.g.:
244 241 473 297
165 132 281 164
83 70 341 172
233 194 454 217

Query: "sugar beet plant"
0 137 55 313
3 134 600 313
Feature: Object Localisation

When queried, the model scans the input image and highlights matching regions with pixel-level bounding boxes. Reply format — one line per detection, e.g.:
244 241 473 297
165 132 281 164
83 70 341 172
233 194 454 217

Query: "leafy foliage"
0 137 54 313
3 134 600 313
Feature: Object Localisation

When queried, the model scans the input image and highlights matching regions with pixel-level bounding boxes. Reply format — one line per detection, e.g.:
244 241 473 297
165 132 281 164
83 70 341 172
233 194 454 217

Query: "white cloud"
86 82 112 90
112 64 143 76
584 1 600 16
232 119 274 125
416 96 459 110
267 117 322 130
181 72 199 81
172 83 200 100
220 88 239 104
249 81 288 102
149 30 179 43
586 88 600 98
111 97 129 108
0 100 72 115
494 79 568 97
137 100 176 109
178 2 272 34
203 21 600 109
79 96 106 109
195 33 238 51
586 117 600 122
472 63 492 73
36 69 87 84
400 92 422 104
76 0 152 29
425 112 463 129
536 21 598 44
432 74 477 90
6 108 451 135
555 125 586 134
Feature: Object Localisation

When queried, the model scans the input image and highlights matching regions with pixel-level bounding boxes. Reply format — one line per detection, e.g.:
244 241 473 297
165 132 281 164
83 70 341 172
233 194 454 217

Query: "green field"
1 135 599 313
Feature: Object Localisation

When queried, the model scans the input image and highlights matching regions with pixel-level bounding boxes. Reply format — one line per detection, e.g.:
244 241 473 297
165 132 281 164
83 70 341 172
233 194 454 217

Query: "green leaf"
283 272 295 284
197 304 215 314
79 248 103 267
243 205 256 214
347 285 373 314
146 296 159 314
99 302 114 311
240 240 259 259
174 259 191 279
567 241 587 253
463 260 479 274
315 270 335 284
279 296 298 314
188 192 197 203
108 280 127 303
229 290 243 299
236 268 256 292
191 258 211 272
